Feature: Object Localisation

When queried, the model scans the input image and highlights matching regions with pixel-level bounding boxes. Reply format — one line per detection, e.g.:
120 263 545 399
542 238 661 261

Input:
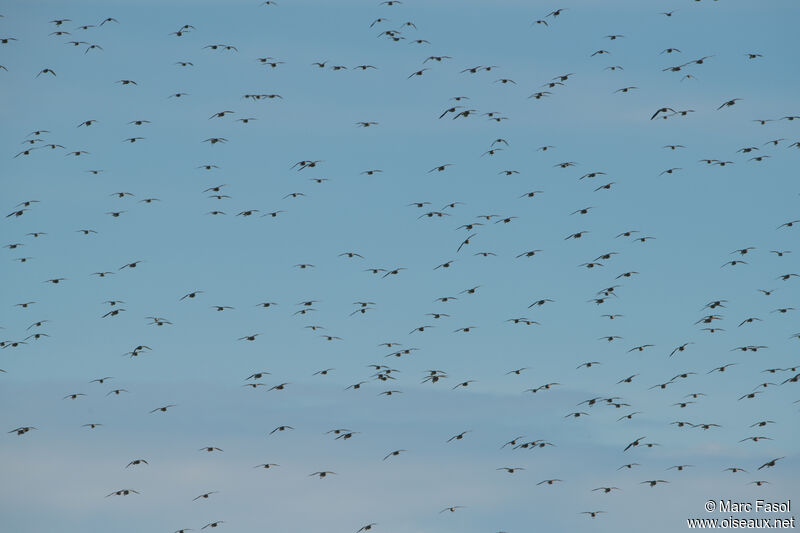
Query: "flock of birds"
2 1 798 532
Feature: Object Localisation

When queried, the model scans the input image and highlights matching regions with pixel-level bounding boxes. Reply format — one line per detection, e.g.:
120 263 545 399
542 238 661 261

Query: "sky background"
1 0 799 532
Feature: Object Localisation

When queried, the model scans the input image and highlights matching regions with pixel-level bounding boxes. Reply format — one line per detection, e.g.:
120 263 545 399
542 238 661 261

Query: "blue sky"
1 1 799 532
